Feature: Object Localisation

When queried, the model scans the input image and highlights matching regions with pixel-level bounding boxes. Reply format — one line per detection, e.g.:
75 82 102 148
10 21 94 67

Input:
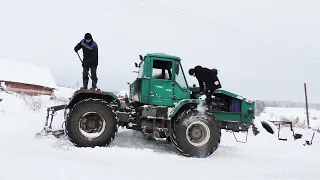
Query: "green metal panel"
141 57 151 104
129 56 151 104
169 98 253 124
187 86 246 101
130 59 145 103
214 89 245 100
149 79 174 106
207 112 242 122
129 80 139 102
240 99 255 124
169 99 206 118
147 57 175 106
104 92 118 100
72 89 119 101
146 53 181 61
143 80 149 103
66 89 119 109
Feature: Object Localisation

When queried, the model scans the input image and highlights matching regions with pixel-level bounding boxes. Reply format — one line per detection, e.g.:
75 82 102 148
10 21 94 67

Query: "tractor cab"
129 53 190 107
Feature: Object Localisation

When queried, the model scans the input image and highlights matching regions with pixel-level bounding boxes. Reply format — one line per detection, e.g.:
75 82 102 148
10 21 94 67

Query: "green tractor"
37 53 255 158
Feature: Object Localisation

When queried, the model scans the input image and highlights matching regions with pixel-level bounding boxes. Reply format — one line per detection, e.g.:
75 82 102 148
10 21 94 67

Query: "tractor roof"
146 53 181 61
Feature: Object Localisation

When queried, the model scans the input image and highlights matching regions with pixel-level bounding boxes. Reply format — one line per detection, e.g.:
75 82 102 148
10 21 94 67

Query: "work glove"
74 46 79 53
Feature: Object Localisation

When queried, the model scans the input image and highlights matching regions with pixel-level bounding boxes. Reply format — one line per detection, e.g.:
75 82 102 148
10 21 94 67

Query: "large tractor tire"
261 120 275 134
170 108 221 158
65 98 118 147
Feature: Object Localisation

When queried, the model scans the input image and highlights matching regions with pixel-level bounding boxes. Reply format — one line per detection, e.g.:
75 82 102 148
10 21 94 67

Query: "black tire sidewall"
173 109 221 157
261 120 275 134
66 99 118 147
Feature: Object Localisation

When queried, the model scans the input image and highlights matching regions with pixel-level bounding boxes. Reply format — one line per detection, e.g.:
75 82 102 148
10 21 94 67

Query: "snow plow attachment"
35 104 66 138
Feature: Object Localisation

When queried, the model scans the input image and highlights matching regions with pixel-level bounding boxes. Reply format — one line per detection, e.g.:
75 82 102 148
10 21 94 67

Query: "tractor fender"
169 99 206 119
66 89 120 109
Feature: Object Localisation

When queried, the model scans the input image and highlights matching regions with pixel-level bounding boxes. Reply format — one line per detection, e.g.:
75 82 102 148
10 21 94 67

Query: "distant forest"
254 100 320 117
257 100 320 109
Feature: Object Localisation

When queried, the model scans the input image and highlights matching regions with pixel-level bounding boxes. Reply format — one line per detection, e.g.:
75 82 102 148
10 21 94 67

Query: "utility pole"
304 83 310 129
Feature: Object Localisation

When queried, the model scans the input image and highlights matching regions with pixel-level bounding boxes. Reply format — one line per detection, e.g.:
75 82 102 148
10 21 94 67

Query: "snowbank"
53 86 76 99
0 90 66 113
0 91 30 113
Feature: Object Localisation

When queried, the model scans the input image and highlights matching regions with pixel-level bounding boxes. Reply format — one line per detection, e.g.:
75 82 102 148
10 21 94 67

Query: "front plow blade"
36 129 65 138
35 104 66 138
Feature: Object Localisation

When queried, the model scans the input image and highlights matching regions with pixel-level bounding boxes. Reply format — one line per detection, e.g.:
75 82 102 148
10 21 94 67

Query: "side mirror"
135 62 139 67
139 55 143 61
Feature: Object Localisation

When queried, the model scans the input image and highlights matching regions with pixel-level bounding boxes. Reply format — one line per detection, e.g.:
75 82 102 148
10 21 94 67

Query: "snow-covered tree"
254 100 266 116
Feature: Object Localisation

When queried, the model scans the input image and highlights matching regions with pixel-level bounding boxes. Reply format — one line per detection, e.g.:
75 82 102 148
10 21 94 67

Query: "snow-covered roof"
0 58 57 89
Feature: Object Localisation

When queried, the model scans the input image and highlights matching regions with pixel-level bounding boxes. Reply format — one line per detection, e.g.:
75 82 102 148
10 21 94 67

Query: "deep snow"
0 91 320 180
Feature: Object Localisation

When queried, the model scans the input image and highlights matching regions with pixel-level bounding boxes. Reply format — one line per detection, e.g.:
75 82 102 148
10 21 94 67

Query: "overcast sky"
1 0 319 103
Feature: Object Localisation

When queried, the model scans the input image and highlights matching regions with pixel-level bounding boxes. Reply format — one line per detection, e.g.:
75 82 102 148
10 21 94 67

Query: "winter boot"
90 79 97 90
81 78 89 90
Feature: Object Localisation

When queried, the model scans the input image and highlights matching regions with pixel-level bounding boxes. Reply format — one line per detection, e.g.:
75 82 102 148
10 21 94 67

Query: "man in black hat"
74 33 99 90
189 66 221 107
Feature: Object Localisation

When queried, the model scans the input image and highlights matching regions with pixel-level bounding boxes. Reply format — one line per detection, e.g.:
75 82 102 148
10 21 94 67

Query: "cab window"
175 62 188 89
152 60 172 80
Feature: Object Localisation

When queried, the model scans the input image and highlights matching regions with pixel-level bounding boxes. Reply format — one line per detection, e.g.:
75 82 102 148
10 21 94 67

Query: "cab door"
148 59 174 106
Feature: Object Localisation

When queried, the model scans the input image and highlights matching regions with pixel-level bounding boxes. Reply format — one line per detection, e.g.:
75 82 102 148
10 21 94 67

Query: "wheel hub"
186 121 211 147
84 116 101 132
79 112 106 139
189 126 203 140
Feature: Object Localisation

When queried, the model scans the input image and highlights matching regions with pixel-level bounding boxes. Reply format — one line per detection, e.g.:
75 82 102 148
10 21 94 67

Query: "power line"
136 0 320 61
115 0 222 34
138 0 252 37
92 0 215 35
91 0 320 61
118 0 320 61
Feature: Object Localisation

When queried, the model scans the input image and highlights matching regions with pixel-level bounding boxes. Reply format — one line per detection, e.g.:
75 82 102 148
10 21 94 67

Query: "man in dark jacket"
189 65 221 107
74 33 99 90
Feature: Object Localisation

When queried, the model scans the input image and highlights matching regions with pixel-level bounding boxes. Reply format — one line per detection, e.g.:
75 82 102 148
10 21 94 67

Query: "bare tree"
254 100 266 116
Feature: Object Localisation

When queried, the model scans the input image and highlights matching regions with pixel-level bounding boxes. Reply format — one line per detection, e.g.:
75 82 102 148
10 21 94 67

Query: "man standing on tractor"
74 33 99 90
188 66 221 108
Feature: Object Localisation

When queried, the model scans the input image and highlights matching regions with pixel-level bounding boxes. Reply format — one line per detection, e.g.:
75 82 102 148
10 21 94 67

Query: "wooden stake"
304 83 310 129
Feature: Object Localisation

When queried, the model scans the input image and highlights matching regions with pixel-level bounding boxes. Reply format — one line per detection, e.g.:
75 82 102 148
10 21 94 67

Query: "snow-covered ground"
0 91 320 180
260 107 320 131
